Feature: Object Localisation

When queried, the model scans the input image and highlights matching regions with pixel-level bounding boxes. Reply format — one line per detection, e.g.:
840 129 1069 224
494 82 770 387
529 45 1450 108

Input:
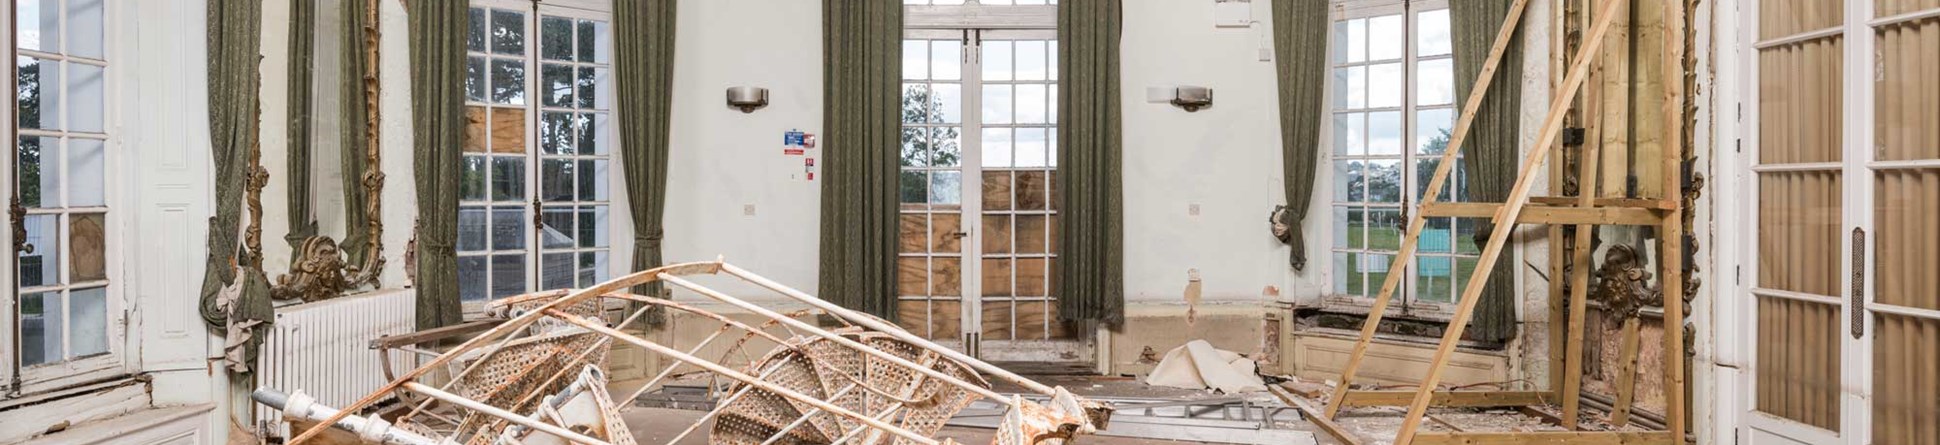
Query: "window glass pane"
491 9 525 55
491 58 526 104
1333 253 1356 295
577 20 609 64
542 159 575 202
459 256 488 301
491 156 524 201
1418 58 1454 106
541 253 574 289
491 207 525 251
1368 15 1404 60
1417 218 1455 253
467 57 487 102
931 127 962 167
983 128 1013 168
1345 19 1366 63
21 292 61 366
904 40 930 80
61 137 103 207
458 207 487 251
1337 66 1364 109
69 213 105 282
1015 128 1048 167
900 170 928 204
70 287 108 357
541 112 574 155
542 63 574 107
540 208 575 249
578 159 608 201
902 83 930 124
1333 112 1363 155
462 156 488 200
65 0 103 58
1367 111 1402 155
1367 62 1402 108
1333 206 1363 249
490 254 525 298
1417 108 1453 154
469 8 487 50
20 136 61 208
1362 253 1393 294
1015 41 1047 80
1366 159 1403 203
578 206 609 248
578 67 606 110
581 113 611 155
1366 209 1402 250
1419 9 1452 57
932 83 961 123
1415 256 1455 302
18 0 58 52
983 84 1013 124
541 17 573 60
578 251 609 287
67 63 105 133
1015 84 1047 124
20 215 60 287
983 40 1013 81
1333 160 1363 202
19 57 61 131
932 40 962 80
901 127 928 167
930 171 962 206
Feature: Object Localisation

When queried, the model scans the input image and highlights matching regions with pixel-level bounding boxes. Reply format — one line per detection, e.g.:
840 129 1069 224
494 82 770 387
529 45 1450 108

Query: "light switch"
1188 203 1201 216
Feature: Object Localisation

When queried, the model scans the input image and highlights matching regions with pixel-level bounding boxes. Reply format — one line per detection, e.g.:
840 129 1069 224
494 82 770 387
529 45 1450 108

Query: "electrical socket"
1188 204 1201 216
744 204 757 216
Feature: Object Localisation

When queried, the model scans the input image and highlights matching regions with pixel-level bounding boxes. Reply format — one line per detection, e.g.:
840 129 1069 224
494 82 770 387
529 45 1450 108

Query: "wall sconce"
1148 86 1214 112
727 87 769 113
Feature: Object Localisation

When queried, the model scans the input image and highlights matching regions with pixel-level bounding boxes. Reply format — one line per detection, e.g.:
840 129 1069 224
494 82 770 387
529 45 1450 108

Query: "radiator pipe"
252 387 447 445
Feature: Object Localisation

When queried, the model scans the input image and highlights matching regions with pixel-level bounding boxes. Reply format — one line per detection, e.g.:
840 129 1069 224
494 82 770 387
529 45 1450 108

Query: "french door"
458 0 615 305
896 29 1088 362
1743 1 1940 444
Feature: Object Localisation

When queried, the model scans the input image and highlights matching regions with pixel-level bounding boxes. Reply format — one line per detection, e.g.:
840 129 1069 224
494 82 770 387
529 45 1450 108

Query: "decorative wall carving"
273 236 349 302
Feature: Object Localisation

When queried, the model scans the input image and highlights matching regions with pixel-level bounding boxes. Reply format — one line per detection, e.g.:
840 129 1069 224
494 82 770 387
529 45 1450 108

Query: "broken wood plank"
1270 386 1363 445
1391 2 1629 443
1321 0 1536 419
1418 202 1664 225
1410 431 1674 445
1338 390 1550 408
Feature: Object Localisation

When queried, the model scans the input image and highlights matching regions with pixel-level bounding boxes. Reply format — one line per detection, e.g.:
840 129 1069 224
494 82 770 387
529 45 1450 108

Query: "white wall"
1121 0 1307 303
661 0 825 298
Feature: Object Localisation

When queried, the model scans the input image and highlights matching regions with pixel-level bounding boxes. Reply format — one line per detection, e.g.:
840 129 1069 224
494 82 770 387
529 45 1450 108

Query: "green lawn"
1341 222 1481 302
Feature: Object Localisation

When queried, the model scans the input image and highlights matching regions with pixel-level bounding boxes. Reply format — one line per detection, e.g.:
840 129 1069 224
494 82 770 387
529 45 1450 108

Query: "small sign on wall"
784 129 815 155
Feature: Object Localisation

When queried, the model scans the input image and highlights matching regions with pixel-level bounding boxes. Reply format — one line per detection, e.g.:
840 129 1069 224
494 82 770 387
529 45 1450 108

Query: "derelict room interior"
1 0 1936 444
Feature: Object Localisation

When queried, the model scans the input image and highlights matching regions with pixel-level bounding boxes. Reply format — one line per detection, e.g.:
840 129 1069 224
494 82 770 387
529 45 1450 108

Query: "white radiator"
255 288 417 438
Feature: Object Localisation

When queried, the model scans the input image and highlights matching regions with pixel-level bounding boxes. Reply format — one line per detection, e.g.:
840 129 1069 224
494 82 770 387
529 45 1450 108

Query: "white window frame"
457 0 620 316
1321 0 1474 319
7 0 128 396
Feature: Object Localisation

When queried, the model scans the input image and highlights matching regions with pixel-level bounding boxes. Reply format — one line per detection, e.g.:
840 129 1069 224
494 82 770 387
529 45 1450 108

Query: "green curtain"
198 0 272 355
819 0 902 320
1272 0 1326 271
342 0 372 266
1451 0 1523 343
1054 0 1124 325
616 0 677 322
286 0 317 250
409 0 468 330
